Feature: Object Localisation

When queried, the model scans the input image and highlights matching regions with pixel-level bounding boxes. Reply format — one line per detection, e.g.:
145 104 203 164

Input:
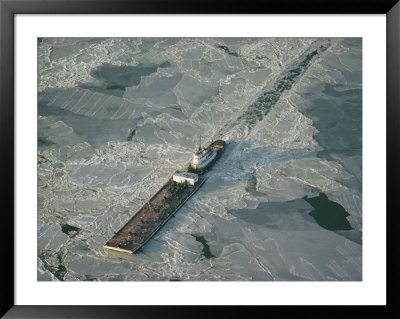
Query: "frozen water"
38 37 362 281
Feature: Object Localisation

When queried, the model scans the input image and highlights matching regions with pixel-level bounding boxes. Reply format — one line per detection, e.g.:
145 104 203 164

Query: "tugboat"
188 136 226 174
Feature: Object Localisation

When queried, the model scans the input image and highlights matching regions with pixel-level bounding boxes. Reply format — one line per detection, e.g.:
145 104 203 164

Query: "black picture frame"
1 0 398 318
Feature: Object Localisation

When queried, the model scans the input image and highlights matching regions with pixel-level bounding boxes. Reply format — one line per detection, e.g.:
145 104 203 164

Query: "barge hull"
104 177 205 254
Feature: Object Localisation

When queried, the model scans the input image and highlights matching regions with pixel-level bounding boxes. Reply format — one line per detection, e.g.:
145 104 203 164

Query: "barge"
103 139 225 254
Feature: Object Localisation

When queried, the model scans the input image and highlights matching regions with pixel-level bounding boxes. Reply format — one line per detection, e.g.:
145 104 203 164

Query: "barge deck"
104 177 205 254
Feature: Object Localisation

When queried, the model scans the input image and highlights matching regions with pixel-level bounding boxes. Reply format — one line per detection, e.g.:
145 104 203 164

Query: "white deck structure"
173 171 199 185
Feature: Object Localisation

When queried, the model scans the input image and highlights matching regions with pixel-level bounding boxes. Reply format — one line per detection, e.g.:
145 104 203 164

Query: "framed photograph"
1 0 398 317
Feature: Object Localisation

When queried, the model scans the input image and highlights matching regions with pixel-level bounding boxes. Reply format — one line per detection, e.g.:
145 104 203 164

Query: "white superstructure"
173 171 199 185
190 146 217 171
